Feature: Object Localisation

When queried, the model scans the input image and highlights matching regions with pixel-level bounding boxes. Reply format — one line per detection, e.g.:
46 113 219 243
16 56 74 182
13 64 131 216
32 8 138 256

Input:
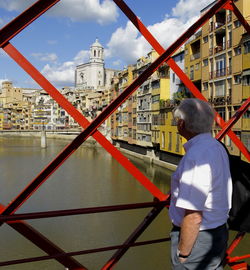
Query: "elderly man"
169 98 232 269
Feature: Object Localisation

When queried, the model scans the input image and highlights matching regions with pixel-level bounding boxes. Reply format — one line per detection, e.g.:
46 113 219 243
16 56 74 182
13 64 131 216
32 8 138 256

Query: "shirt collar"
183 133 212 152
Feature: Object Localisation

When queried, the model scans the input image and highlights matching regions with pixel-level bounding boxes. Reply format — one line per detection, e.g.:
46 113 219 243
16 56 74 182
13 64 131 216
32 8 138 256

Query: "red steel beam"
1 42 167 218
228 255 250 263
0 237 170 267
0 0 60 47
113 0 250 161
0 204 86 270
216 98 250 141
101 198 168 270
0 201 168 222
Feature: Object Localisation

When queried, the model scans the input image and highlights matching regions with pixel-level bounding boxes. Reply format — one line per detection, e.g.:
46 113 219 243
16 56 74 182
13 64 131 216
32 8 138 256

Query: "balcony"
214 21 225 29
209 67 232 79
215 68 226 78
190 52 201 61
214 42 226 54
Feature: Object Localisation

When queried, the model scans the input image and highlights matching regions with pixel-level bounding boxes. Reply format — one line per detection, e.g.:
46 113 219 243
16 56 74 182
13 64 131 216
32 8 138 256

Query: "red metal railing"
0 0 249 269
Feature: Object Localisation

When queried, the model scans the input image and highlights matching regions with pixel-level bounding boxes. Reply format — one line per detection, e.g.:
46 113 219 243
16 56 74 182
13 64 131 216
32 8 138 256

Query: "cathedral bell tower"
90 39 104 63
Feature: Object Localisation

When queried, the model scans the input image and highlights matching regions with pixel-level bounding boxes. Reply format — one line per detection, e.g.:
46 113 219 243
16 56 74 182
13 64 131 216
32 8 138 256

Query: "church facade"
75 39 118 90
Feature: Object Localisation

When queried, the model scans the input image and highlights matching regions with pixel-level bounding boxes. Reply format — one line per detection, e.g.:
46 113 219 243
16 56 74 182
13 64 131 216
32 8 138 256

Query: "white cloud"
31 52 58 62
0 0 119 24
105 21 150 65
47 40 58 45
41 62 75 87
106 0 215 65
105 16 198 65
0 0 35 12
40 50 89 87
172 0 215 22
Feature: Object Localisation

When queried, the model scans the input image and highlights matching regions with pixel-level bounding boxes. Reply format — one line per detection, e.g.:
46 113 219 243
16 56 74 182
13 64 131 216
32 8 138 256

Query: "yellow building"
151 63 170 149
0 81 23 105
185 31 202 90
201 0 250 160
0 107 3 130
111 65 133 142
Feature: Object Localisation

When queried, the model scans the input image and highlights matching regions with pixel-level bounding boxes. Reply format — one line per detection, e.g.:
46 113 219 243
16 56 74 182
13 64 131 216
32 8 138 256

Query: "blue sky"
0 0 214 89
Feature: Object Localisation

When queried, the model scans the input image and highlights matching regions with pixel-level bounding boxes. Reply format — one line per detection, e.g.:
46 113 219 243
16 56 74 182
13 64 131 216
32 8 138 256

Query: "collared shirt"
169 133 232 230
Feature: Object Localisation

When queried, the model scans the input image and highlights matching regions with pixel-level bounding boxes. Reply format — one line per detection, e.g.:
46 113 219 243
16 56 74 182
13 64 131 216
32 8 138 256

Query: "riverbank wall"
0 131 177 171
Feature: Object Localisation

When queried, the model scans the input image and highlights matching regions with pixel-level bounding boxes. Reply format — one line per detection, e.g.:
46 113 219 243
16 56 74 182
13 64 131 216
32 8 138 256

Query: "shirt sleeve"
176 157 212 211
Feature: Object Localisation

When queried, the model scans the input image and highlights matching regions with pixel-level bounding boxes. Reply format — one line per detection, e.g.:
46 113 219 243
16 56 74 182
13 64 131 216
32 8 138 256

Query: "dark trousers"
170 224 228 270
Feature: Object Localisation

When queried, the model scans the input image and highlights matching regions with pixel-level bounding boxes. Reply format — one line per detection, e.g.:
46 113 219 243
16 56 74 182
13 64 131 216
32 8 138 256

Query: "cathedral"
75 39 118 90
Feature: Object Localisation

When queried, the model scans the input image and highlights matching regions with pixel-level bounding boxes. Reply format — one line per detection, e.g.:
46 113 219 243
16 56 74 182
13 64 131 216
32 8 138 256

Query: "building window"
234 20 241 28
216 107 226 120
242 133 250 152
244 40 250 54
203 36 208 43
203 82 208 91
234 74 241 84
190 65 194 80
242 74 250 86
172 73 175 83
203 58 208 66
234 46 242 56
215 80 225 96
168 132 172 151
195 63 200 70
151 80 160 89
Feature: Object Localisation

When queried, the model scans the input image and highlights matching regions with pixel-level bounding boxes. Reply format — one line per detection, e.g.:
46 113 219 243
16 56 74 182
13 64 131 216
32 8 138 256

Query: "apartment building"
185 31 202 92
201 0 250 160
159 50 186 159
151 63 170 150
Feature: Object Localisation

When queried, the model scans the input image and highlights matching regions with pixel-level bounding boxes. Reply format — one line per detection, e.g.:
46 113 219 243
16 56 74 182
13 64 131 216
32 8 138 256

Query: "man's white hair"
174 98 215 134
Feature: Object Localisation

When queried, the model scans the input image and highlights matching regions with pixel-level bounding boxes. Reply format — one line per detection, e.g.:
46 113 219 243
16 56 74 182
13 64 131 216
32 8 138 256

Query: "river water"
0 137 248 270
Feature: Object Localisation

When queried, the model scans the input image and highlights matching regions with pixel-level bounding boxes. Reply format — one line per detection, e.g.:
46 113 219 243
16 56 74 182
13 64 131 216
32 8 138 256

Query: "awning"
242 69 250 76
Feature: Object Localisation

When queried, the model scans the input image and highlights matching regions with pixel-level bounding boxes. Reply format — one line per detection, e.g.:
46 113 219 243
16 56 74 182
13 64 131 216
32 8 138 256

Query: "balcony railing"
190 52 201 61
214 21 225 29
214 42 226 54
215 68 226 77
209 66 232 79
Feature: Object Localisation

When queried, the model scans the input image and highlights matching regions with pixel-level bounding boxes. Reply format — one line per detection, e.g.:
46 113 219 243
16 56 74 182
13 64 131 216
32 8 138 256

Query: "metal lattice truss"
0 0 249 269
